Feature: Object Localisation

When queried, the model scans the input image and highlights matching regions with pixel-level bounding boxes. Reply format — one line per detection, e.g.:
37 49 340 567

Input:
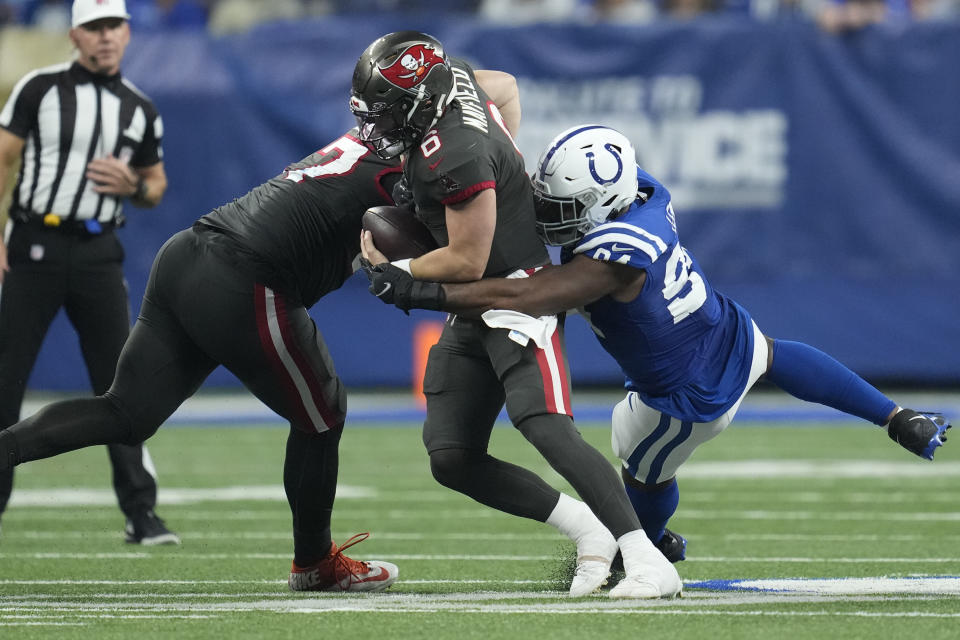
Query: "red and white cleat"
288 532 398 592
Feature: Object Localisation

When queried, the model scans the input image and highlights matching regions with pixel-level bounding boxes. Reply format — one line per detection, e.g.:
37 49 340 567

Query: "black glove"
360 258 446 312
392 174 415 212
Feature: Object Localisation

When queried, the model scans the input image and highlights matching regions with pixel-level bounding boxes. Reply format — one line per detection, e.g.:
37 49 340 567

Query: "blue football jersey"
567 168 756 422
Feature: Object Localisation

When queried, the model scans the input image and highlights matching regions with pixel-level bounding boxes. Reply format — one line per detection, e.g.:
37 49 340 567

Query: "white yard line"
677 460 960 478
0 552 558 561
2 590 960 616
7 485 374 507
3 580 960 626
11 530 564 541
9 530 960 544
678 510 960 522
0 552 958 564
8 507 960 522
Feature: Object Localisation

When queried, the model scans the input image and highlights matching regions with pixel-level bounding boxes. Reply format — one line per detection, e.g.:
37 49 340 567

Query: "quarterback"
352 33 682 598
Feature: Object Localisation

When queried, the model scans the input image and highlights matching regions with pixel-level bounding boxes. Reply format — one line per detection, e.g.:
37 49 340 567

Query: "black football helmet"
350 31 453 159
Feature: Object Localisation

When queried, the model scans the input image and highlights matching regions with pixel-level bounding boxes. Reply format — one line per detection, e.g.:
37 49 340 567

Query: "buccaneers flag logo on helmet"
378 44 446 91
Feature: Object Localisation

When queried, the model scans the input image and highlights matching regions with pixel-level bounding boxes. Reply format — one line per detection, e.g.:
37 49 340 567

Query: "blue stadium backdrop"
28 17 960 391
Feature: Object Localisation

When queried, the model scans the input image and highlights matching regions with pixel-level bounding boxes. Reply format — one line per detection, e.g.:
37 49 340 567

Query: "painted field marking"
7 485 374 507
11 530 564 542
10 507 959 523
678 460 960 478
0 622 86 626
8 530 960 547
3 589 960 617
4 577 959 601
722 533 960 542
10 459 960 508
4 579 960 628
1 551 959 564
674 509 960 522
680 491 960 504
0 590 955 606
686 577 960 594
0 552 558 561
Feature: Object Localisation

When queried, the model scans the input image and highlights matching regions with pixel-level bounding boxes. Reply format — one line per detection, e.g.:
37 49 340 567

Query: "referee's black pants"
0 222 158 521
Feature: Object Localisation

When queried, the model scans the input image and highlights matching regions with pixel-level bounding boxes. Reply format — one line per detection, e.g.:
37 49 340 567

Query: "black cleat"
124 510 181 546
887 409 951 461
655 528 687 563
608 528 687 572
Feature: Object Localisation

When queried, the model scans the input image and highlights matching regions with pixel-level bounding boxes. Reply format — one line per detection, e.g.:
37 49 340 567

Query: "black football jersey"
198 130 401 306
405 59 548 278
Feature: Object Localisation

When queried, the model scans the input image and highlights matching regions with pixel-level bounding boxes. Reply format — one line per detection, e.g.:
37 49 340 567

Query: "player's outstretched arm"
362 253 644 318
441 255 639 317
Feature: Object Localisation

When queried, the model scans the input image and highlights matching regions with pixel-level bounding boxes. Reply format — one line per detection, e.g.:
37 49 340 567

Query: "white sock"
546 493 591 539
617 529 657 574
546 493 615 560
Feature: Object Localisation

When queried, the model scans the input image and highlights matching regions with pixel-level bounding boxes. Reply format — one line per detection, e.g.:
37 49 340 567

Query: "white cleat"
608 575 662 599
569 557 613 597
610 530 683 599
609 566 682 599
567 504 618 597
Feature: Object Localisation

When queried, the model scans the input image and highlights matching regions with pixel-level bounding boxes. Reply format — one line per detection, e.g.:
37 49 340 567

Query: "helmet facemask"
350 32 452 160
351 93 424 159
532 125 639 247
532 181 601 247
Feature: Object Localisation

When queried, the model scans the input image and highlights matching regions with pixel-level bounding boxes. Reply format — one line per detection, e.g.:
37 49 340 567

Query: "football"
362 205 439 261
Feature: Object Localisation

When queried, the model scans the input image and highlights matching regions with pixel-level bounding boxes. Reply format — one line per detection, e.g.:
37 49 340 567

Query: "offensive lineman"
351 32 681 598
0 130 403 592
361 124 952 563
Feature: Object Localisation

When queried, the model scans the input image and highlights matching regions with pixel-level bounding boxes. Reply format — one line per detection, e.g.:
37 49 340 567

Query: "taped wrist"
395 281 446 312
391 258 412 275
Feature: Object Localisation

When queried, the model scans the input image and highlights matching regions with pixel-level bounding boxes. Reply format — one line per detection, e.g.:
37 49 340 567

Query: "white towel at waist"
480 267 557 349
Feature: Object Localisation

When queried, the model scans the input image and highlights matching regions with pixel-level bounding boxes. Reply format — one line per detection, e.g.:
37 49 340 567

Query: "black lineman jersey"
197 131 401 307
405 59 548 278
0 62 163 224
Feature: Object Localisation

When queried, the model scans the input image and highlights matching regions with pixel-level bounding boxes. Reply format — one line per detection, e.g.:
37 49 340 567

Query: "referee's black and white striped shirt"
0 61 163 226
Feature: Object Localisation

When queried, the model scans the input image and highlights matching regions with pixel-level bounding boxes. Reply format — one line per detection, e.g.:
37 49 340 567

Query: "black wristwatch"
133 177 147 201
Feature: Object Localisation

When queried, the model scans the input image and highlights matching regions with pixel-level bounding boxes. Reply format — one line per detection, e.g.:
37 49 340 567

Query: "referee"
0 0 177 544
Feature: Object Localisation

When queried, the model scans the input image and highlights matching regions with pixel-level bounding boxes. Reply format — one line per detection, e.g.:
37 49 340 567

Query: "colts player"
361 124 952 562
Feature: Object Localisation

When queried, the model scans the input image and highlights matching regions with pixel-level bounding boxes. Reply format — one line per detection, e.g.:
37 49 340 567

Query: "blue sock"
767 340 897 426
623 477 679 544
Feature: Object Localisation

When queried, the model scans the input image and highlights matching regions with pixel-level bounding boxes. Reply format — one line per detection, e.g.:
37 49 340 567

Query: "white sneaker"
609 531 683 599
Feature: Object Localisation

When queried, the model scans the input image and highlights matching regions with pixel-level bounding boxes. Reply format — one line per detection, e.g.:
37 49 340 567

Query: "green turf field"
2 403 958 639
